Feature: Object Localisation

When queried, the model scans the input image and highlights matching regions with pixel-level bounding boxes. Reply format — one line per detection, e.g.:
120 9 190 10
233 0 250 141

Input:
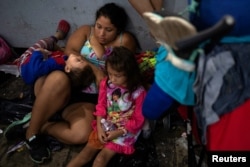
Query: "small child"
67 46 147 167
21 48 94 90
16 20 95 89
16 20 70 85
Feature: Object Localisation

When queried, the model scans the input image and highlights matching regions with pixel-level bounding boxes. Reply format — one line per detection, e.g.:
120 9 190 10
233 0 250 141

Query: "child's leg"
17 20 70 66
67 143 99 167
92 148 116 167
26 37 57 54
67 130 103 167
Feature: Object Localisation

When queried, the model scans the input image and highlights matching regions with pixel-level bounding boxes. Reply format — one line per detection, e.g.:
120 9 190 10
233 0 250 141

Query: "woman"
4 3 137 164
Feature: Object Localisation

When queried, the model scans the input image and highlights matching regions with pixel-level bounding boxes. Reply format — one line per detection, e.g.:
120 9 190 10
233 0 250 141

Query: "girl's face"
107 64 127 87
94 15 118 45
65 54 87 72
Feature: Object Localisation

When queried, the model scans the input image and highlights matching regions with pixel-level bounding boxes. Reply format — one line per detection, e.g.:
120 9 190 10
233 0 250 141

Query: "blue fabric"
21 51 65 84
190 0 250 36
142 82 174 120
154 46 196 105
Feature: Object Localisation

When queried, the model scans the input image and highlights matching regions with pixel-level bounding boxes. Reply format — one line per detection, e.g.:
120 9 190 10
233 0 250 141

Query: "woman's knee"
71 130 91 144
43 71 70 98
45 71 71 89
34 75 46 96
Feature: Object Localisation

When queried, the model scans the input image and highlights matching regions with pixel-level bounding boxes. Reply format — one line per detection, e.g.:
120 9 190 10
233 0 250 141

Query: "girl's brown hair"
105 46 143 94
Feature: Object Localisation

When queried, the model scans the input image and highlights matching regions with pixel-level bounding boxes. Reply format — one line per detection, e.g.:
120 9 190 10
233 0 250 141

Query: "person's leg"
26 70 71 139
151 0 163 11
67 143 99 167
128 0 163 16
92 148 116 167
16 20 70 66
5 70 71 163
128 0 155 16
42 102 95 144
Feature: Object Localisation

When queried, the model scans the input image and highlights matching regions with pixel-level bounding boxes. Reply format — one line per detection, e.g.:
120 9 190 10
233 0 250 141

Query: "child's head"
65 54 95 90
105 46 142 93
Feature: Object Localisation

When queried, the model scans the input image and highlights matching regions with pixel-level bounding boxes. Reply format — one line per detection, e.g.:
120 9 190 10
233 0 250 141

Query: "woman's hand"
90 34 105 59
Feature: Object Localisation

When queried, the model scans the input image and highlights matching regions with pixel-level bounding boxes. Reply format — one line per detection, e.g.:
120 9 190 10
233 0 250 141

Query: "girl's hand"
97 125 108 143
105 129 124 141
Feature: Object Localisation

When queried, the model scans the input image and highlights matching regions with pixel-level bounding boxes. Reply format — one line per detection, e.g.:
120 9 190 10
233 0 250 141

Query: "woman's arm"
89 34 106 59
65 25 105 86
64 25 90 56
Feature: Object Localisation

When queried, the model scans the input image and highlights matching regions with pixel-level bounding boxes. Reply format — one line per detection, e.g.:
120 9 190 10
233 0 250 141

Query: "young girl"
67 46 147 167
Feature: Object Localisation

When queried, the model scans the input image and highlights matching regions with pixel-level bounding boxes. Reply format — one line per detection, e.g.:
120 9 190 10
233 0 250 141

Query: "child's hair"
105 46 143 94
65 65 95 90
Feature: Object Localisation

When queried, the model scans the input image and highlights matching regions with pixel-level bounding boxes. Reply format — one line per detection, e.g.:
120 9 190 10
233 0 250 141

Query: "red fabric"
0 36 12 64
50 51 65 65
177 105 201 145
207 99 250 151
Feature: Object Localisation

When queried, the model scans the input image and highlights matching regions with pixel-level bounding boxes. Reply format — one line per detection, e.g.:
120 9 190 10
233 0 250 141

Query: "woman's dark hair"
65 65 95 91
96 3 128 32
105 46 143 95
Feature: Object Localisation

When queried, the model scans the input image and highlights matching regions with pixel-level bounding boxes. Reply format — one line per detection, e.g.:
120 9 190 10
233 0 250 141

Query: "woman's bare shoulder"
121 31 138 53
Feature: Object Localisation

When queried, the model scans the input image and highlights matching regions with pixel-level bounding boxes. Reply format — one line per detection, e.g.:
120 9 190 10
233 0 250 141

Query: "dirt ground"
0 72 204 167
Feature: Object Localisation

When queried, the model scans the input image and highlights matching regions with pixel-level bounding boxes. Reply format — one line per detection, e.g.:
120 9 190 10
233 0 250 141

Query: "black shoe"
46 135 64 152
25 134 51 164
4 112 31 140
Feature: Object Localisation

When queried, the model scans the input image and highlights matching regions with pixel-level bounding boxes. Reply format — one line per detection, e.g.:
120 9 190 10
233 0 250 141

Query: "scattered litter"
181 132 187 138
0 129 3 134
0 64 20 77
6 141 26 154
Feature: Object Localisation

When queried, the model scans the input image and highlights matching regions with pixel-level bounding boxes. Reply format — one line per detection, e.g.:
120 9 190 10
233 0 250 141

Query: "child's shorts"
88 130 104 149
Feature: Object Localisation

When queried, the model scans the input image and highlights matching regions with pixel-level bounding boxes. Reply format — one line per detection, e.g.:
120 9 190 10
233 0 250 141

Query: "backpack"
0 36 12 64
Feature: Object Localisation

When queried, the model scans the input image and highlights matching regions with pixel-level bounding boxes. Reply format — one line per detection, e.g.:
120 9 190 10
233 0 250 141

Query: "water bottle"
101 118 115 132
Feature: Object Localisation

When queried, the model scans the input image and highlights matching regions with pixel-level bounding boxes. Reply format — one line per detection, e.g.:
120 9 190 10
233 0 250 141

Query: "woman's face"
65 54 87 72
94 15 118 45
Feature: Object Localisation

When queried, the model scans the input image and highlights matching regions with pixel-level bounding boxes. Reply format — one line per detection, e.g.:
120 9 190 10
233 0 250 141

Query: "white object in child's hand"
101 118 115 132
